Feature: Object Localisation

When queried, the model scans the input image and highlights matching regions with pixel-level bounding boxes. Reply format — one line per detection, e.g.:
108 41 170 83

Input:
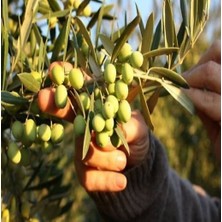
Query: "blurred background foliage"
1 0 220 221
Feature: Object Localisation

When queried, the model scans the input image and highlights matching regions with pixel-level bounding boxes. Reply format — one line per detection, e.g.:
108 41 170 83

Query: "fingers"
183 61 221 94
183 88 221 121
37 87 75 122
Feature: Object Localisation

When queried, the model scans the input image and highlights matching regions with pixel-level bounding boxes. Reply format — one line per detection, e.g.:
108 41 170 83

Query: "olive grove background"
1 0 221 221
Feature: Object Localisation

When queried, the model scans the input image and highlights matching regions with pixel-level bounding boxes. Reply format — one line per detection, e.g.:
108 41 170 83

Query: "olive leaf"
47 0 61 12
115 125 130 155
77 0 90 16
1 91 28 105
99 34 114 55
143 47 179 59
111 15 140 63
18 73 41 93
151 20 162 51
161 81 195 114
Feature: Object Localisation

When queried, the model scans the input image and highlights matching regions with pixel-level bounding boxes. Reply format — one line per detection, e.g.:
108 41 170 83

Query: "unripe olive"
118 42 132 62
107 83 115 95
49 17 58 29
94 99 103 114
24 119 37 142
79 92 90 110
82 4 91 17
38 124 51 142
96 132 110 147
104 63 116 83
111 132 122 148
106 95 119 113
20 148 30 166
97 51 105 65
11 120 24 140
102 101 115 119
7 142 21 164
41 141 53 153
105 118 114 131
129 51 144 68
94 87 101 99
69 68 84 90
74 0 81 9
21 201 31 219
73 114 86 136
51 124 64 144
117 100 131 123
122 63 134 84
2 208 10 222
51 64 65 85
55 85 68 109
115 80 129 100
92 114 105 132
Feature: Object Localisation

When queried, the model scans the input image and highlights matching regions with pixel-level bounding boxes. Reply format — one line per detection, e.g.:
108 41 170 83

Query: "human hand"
183 40 221 160
37 61 149 192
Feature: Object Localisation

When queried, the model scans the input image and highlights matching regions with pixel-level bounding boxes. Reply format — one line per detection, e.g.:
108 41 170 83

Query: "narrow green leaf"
111 15 140 63
151 20 161 50
99 34 114 55
139 82 154 130
1 91 28 105
147 88 161 114
77 0 90 16
135 3 145 34
82 93 94 160
180 0 188 27
149 67 189 88
161 82 195 114
47 0 61 12
63 12 72 61
89 55 103 77
18 73 41 93
143 47 179 59
75 17 97 61
115 125 130 155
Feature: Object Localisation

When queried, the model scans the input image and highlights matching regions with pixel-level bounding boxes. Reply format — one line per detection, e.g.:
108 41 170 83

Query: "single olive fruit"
106 95 119 113
7 142 21 164
107 83 115 95
105 118 114 131
73 114 86 137
74 0 81 9
104 63 116 83
102 101 115 119
41 141 53 153
69 68 84 90
118 42 132 62
24 119 37 142
96 132 110 148
82 4 91 17
94 87 101 99
92 114 105 132
11 120 24 140
51 64 65 85
115 80 129 100
55 85 68 109
21 201 31 219
79 92 90 111
129 51 144 68
122 63 134 84
117 100 131 123
51 124 64 144
38 124 51 142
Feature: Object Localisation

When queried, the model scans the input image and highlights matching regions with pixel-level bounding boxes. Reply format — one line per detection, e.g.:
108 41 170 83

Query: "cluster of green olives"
7 119 64 165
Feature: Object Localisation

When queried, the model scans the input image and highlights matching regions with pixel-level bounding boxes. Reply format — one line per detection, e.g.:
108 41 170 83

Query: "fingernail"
116 155 126 170
115 174 127 189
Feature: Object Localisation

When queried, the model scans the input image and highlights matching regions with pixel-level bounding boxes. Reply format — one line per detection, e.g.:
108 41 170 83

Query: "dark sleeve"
89 132 221 222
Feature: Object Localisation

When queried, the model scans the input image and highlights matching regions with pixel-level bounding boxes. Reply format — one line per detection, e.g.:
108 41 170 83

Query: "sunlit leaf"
99 34 114 55
143 47 179 59
115 125 130 155
18 73 41 93
89 55 103 77
111 15 140 63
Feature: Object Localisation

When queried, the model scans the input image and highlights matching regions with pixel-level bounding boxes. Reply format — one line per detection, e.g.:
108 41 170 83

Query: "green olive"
96 132 110 148
79 92 90 111
122 63 134 84
51 124 64 144
104 63 116 84
41 141 53 153
55 85 68 109
106 95 119 113
102 101 115 119
107 83 115 95
73 114 86 136
24 119 37 142
7 142 21 164
11 120 24 140
38 124 51 142
129 51 144 68
92 114 105 132
82 4 91 17
118 43 132 62
117 100 131 123
105 118 114 131
51 64 65 85
69 68 84 90
115 80 128 100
